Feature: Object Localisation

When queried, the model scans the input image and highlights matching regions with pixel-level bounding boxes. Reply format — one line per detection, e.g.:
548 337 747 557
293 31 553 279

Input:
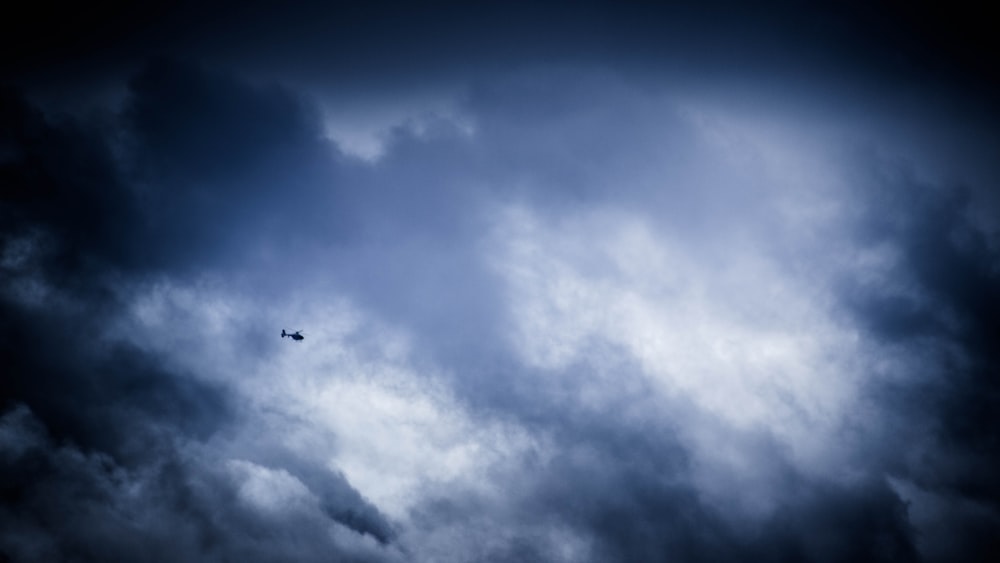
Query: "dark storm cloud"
245 444 397 545
0 85 143 282
1 85 227 454
3 3 999 562
122 58 355 273
837 162 1000 560
1 63 400 561
0 302 229 457
0 406 396 563
6 1 999 122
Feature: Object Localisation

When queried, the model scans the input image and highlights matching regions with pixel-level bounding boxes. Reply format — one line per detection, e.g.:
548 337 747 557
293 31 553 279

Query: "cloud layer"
3 3 999 562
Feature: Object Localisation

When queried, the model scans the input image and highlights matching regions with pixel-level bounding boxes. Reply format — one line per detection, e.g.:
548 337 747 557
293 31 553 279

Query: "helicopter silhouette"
281 329 304 341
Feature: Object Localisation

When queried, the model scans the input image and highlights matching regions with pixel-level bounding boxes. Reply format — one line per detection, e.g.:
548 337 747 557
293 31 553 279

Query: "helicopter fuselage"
282 330 304 341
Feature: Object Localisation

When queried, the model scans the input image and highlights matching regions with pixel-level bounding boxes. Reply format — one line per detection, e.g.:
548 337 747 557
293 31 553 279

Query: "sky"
2 2 999 562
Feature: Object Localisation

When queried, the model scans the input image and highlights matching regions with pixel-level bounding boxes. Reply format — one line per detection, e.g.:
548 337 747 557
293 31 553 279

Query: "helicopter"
281 329 304 341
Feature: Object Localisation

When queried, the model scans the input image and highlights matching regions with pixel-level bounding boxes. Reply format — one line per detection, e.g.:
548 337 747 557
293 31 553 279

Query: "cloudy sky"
2 2 998 562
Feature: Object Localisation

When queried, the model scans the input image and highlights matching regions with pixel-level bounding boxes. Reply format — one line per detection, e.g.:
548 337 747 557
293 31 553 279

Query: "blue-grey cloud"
837 165 1000 560
1 70 401 562
3 3 999 562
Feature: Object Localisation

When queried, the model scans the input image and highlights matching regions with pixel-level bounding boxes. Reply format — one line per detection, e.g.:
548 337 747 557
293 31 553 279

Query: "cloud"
2 8 999 558
835 164 1000 559
0 65 404 561
0 406 403 563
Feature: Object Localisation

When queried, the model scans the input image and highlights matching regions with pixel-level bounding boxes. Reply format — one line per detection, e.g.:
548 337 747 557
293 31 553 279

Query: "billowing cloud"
3 3 999 562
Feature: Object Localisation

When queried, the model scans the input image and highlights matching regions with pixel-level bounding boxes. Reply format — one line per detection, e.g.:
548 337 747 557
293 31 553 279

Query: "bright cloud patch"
119 280 539 526
488 199 885 505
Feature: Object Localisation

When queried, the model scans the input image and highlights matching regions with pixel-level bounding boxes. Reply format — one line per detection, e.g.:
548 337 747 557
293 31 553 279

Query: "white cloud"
488 200 871 503
118 279 538 523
